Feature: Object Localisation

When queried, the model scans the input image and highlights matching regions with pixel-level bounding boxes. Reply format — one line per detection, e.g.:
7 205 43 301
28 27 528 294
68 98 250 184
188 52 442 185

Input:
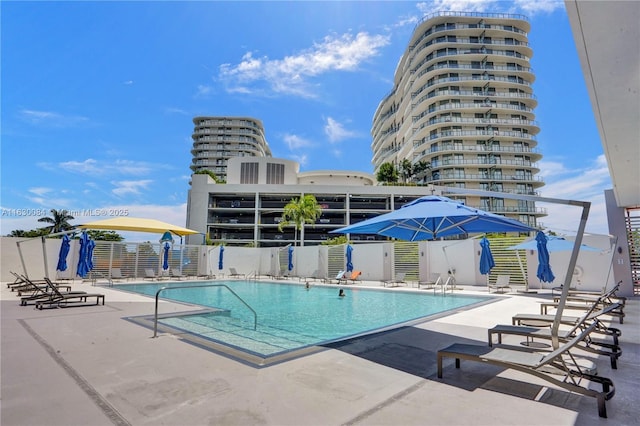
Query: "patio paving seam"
18 319 131 426
342 379 428 425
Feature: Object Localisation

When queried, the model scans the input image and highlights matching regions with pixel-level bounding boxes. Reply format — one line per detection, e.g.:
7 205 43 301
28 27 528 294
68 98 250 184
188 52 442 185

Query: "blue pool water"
122 280 490 358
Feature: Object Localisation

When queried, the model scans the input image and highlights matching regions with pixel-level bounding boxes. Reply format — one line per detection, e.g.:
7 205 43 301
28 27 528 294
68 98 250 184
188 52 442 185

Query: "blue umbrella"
56 234 71 271
76 231 91 278
87 239 95 271
346 244 354 272
218 245 224 270
331 195 535 240
162 242 170 270
507 235 602 253
288 245 294 272
535 231 555 283
479 237 495 275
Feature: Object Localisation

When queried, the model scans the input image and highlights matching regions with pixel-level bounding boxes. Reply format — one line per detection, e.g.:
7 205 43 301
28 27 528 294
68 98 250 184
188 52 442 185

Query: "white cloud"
19 109 89 127
28 187 52 196
41 158 162 176
194 84 214 98
219 32 390 97
123 80 134 85
283 133 313 150
324 117 359 143
537 155 611 235
290 154 309 167
416 0 563 15
111 179 153 196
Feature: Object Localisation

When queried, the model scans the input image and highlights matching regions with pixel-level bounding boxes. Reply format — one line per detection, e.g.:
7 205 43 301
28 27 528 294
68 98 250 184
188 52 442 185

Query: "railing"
153 284 257 337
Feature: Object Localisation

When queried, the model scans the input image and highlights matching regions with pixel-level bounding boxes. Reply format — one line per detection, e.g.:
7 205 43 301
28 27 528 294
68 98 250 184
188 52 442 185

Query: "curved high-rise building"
371 12 544 226
190 116 272 182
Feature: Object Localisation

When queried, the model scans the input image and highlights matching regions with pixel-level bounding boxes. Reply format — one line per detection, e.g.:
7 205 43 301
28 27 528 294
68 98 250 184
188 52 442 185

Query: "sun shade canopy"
77 217 199 237
331 195 536 241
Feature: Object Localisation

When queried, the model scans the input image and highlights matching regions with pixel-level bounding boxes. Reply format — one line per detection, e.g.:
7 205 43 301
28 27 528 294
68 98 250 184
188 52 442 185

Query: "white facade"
371 11 544 226
190 116 272 182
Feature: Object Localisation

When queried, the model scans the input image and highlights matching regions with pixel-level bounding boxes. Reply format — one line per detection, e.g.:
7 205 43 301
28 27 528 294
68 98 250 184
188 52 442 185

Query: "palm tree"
278 195 322 246
38 209 75 234
399 159 413 183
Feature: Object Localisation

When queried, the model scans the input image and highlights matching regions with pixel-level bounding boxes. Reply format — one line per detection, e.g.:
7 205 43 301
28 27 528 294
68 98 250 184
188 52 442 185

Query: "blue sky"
1 0 612 240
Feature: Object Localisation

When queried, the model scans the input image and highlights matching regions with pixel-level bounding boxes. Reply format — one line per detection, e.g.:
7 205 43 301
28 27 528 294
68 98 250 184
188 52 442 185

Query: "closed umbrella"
87 239 95 271
288 245 294 272
346 244 354 272
76 231 91 278
536 231 555 283
479 237 495 275
162 242 170 270
218 245 224 271
56 234 71 272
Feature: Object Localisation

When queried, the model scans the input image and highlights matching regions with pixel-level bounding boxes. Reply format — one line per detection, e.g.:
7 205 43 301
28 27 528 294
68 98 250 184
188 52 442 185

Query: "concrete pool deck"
1 279 638 425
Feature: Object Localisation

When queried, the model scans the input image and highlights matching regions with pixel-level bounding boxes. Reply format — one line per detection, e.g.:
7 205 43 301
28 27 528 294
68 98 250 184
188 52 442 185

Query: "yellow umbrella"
77 217 199 237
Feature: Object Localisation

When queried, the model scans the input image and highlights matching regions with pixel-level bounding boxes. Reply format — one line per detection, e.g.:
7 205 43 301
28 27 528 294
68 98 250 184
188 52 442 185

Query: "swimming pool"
123 280 491 365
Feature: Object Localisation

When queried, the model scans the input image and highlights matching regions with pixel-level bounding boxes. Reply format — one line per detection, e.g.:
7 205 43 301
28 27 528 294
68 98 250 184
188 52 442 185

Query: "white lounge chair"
229 268 245 278
383 272 406 287
488 275 511 293
170 268 186 280
326 270 346 284
110 268 126 281
144 269 158 280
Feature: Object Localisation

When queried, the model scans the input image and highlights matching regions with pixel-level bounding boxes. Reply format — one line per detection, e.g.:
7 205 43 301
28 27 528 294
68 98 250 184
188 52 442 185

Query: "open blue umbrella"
56 234 71 272
162 242 170 270
535 231 555 283
479 237 495 275
76 231 92 278
331 195 535 240
346 244 354 272
218 245 224 270
288 245 294 272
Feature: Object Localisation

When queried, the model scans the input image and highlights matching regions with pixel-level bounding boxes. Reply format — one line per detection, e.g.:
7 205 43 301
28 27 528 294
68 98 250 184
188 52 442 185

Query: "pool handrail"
153 284 257 337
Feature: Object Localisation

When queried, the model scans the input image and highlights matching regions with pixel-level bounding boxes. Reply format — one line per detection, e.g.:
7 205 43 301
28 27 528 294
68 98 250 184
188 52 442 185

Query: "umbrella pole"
551 201 591 349
441 246 458 289
515 251 531 293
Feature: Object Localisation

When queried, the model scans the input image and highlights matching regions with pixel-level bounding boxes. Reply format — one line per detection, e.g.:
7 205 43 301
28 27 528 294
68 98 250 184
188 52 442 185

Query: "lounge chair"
438 322 615 418
326 270 346 284
10 272 71 295
383 272 406 287
229 268 246 278
489 303 623 369
170 268 186 280
540 299 625 324
511 299 622 344
418 273 441 290
18 276 86 306
488 274 511 293
35 278 105 309
110 268 126 282
144 269 158 280
345 270 362 284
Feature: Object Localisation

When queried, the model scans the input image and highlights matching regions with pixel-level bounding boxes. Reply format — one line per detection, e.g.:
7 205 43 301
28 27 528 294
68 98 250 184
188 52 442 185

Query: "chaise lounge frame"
438 322 615 418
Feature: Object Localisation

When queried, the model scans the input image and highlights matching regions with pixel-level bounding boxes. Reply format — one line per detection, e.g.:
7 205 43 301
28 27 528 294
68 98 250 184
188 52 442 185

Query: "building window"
266 163 285 184
240 162 259 184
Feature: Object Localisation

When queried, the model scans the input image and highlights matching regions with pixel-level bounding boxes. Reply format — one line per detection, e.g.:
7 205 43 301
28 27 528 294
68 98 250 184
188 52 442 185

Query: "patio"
1 279 637 425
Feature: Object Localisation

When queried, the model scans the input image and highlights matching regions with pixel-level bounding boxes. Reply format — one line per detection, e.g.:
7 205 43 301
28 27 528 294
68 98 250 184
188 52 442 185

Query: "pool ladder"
153 284 257 338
